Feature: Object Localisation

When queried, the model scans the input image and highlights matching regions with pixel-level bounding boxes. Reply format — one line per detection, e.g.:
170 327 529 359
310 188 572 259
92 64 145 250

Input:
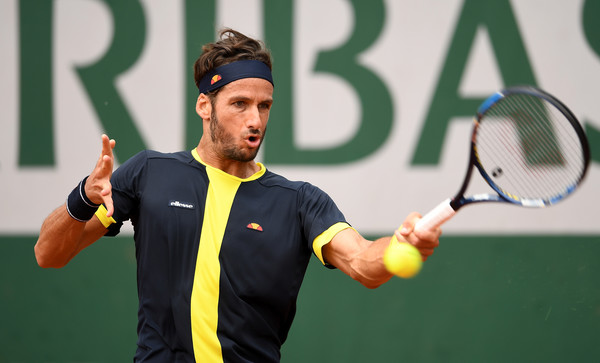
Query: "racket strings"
485 118 547 198
476 93 586 203
482 103 581 199
518 95 583 166
481 96 583 199
502 96 581 191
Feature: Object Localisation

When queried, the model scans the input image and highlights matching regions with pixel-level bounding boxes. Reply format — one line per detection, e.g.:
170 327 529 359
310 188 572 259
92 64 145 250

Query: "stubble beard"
209 111 266 162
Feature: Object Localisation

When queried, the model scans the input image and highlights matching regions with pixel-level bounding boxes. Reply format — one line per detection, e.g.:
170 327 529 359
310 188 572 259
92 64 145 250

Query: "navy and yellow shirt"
96 149 350 362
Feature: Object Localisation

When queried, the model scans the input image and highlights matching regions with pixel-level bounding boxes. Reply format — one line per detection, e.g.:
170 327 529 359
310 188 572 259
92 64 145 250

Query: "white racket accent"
415 198 457 232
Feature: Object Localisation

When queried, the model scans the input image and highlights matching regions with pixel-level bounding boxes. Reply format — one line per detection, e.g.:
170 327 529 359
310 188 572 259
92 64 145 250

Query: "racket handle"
415 198 456 232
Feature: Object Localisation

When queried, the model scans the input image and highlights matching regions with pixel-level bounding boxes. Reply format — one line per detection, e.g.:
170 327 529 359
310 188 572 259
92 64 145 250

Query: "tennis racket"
415 85 591 232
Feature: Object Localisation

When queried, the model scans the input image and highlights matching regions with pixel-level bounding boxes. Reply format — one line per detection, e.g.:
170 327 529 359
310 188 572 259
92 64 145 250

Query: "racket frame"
415 86 591 233
451 86 591 211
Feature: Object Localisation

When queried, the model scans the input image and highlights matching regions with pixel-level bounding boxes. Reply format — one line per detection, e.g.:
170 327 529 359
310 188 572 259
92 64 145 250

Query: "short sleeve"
297 183 349 261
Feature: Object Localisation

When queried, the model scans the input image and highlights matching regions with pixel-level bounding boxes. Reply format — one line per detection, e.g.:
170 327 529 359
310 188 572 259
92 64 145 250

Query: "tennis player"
35 28 441 362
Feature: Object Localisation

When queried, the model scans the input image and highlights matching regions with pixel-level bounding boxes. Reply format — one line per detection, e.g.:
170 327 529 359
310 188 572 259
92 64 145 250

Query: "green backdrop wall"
2 235 599 362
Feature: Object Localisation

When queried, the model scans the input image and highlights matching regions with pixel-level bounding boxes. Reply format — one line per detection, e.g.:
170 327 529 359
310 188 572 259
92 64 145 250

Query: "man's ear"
196 94 212 120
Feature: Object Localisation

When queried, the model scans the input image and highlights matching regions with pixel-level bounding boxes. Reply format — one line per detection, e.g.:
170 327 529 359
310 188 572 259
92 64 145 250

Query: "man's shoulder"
144 150 194 162
259 169 318 193
125 150 197 168
116 150 199 177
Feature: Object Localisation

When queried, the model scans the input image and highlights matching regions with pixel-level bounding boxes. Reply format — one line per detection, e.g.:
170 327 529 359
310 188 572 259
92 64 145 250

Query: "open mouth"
245 134 262 148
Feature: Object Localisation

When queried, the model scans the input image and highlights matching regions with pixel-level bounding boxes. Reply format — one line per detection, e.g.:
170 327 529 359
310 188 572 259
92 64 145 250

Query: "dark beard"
209 111 266 162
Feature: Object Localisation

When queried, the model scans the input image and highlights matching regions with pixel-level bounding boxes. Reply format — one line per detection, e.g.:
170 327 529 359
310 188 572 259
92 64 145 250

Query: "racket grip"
415 198 456 232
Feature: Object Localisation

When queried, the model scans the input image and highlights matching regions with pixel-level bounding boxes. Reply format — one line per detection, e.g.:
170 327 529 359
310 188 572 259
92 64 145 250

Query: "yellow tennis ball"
383 236 423 278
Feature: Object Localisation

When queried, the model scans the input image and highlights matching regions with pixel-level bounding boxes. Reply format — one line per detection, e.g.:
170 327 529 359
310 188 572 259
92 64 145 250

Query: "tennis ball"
383 236 423 278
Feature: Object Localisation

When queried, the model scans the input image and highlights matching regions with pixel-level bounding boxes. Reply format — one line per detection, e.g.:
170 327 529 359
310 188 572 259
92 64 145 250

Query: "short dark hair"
193 28 273 90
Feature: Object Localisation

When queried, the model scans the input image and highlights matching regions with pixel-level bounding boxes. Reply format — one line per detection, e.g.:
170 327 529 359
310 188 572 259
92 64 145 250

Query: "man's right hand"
84 134 116 217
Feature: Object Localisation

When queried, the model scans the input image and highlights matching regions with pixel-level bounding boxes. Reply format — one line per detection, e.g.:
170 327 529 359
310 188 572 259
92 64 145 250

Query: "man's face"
209 78 273 162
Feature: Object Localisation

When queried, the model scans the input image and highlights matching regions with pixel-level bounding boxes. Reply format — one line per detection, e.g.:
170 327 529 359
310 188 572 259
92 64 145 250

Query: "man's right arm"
35 206 108 268
35 134 116 268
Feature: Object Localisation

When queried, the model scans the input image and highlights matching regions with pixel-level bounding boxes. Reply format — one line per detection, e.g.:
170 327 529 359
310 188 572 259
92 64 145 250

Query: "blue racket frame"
450 86 591 211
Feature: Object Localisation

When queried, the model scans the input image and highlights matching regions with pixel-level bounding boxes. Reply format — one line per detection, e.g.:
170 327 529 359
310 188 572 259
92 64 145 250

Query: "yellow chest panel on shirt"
190 150 266 362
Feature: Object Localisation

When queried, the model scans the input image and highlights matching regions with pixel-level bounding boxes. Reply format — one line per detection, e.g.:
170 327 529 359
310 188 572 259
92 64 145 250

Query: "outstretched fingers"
98 135 115 176
86 135 116 216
